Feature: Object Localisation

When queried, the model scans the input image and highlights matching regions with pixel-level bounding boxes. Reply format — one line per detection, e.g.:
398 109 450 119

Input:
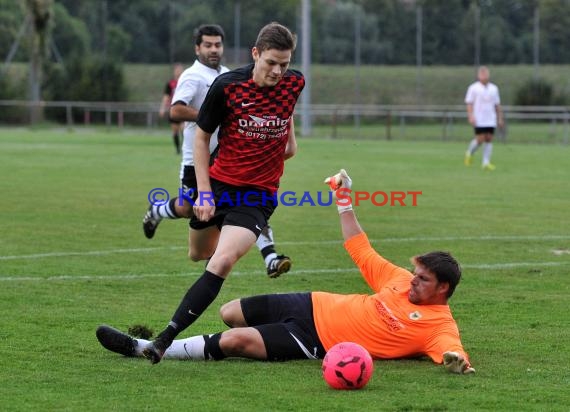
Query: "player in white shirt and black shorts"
142 24 291 278
464 66 504 170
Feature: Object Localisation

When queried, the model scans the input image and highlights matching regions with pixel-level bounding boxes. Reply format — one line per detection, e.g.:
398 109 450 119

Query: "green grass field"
1 127 569 411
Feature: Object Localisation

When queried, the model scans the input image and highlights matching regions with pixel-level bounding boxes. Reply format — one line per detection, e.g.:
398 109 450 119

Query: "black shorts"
240 293 326 361
189 178 277 238
180 154 222 196
181 165 198 201
474 127 495 135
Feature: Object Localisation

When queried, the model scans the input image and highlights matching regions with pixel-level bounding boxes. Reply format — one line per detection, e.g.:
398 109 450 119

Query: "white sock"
257 226 278 267
133 338 150 356
152 201 177 220
163 335 209 360
256 226 274 251
264 252 277 267
482 143 493 165
130 335 208 360
467 139 480 155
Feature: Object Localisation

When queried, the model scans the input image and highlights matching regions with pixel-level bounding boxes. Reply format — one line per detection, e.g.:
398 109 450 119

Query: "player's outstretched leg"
96 325 228 362
256 225 291 278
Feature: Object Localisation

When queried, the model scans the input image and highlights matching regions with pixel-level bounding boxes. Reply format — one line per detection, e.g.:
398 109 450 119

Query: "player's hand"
324 169 352 191
443 351 475 374
324 169 353 214
193 204 215 222
193 192 216 222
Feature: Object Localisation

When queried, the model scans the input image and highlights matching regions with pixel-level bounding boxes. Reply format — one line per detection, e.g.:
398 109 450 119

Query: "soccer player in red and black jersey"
142 22 304 364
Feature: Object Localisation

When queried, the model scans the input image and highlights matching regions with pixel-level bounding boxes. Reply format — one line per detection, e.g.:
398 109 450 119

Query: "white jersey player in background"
142 24 291 278
464 66 504 171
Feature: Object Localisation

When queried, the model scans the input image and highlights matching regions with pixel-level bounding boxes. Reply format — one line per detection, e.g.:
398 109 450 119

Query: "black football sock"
167 198 182 218
203 333 227 360
157 271 225 344
173 133 181 153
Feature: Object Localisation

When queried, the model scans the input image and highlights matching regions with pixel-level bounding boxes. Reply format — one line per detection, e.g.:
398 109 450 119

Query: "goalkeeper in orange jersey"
97 169 474 374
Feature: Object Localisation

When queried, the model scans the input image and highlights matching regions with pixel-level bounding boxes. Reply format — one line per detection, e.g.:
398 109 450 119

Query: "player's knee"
188 247 211 262
210 251 239 274
219 330 253 354
188 249 203 262
220 299 246 327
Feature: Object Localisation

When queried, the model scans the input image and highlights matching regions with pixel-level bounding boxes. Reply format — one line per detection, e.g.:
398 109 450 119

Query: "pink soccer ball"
322 342 374 390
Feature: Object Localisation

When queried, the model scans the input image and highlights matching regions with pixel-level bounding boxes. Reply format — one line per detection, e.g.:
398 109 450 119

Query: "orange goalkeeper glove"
324 169 353 214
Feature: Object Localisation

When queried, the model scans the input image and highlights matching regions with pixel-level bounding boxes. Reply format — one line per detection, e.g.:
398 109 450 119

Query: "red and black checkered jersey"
197 63 305 192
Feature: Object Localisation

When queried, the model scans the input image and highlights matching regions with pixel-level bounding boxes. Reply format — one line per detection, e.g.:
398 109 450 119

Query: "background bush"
514 77 568 106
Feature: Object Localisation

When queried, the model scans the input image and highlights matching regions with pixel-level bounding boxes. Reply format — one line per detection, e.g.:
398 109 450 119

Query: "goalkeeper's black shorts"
240 292 327 361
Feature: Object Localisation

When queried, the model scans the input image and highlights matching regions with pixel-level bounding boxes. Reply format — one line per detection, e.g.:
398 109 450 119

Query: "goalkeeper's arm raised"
324 169 362 241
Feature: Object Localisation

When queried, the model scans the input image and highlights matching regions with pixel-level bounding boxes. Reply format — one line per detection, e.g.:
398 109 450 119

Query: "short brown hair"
412 251 462 298
254 22 296 53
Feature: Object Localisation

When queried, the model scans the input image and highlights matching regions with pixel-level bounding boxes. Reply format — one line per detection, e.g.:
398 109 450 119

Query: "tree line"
0 0 567 119
2 0 570 66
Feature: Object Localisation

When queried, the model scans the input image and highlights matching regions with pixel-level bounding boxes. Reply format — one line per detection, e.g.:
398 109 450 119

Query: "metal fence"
309 104 570 143
0 100 568 144
0 100 159 128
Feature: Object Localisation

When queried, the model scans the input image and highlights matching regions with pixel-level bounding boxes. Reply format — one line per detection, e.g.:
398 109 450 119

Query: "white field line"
1 234 569 261
1 261 569 282
0 246 184 261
